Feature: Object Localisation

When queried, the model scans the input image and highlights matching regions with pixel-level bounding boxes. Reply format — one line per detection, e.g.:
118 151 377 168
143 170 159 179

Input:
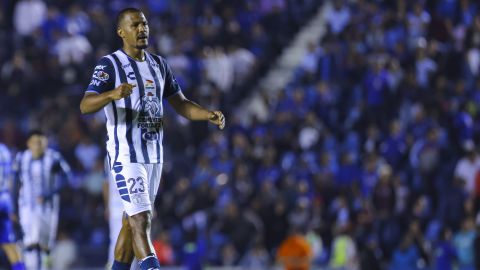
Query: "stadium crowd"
2 0 480 269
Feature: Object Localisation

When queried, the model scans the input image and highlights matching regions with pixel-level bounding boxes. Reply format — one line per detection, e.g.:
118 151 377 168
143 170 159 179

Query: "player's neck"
123 46 145 62
31 152 44 159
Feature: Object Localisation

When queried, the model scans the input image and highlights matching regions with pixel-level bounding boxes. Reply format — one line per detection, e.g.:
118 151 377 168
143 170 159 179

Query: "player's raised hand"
209 111 225 130
110 83 136 100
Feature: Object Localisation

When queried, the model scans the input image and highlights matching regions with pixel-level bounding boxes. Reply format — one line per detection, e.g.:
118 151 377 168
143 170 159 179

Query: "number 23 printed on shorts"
128 177 145 194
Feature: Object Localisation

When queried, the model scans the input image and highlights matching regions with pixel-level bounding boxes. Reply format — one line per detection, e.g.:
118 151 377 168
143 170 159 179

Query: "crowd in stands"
262 0 480 269
2 0 480 269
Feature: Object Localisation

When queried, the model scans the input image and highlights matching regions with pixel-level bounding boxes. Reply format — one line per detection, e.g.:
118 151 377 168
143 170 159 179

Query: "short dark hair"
117 7 142 28
27 129 45 139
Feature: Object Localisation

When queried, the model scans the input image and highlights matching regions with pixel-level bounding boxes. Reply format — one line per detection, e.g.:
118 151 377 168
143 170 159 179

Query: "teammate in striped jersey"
13 130 71 270
80 7 225 270
0 143 26 270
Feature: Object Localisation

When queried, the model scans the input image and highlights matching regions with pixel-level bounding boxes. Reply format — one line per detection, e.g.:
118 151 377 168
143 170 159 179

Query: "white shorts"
110 163 162 216
19 198 59 249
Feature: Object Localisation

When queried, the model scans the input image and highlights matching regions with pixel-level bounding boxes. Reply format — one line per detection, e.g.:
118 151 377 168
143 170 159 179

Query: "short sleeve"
86 57 116 94
162 58 182 98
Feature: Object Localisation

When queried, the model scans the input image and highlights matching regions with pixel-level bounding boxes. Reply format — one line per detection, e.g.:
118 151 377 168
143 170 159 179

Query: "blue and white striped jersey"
14 149 71 208
0 144 12 192
86 50 181 165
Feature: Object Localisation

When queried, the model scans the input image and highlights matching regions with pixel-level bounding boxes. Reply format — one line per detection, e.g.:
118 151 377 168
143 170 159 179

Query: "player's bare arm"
80 83 136 114
167 92 225 129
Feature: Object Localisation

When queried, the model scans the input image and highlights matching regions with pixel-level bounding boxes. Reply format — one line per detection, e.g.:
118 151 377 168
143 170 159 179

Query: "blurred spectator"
240 241 269 268
359 236 381 270
276 227 312 270
74 137 101 171
433 227 456 270
14 0 47 36
153 231 175 265
55 28 92 66
227 43 257 87
372 165 395 217
203 46 234 92
329 225 358 270
326 0 350 35
390 234 420 270
82 158 104 197
454 140 480 196
453 217 476 270
51 230 77 270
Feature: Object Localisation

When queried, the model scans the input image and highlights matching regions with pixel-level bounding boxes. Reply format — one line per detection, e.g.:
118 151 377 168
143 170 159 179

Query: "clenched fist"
109 83 136 100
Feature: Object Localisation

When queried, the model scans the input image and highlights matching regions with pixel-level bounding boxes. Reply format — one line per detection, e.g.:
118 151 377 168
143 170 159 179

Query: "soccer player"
13 130 71 270
0 143 26 270
80 7 225 270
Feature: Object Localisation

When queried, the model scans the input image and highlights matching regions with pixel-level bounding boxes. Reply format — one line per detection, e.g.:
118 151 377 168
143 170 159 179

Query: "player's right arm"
80 84 135 114
80 57 135 114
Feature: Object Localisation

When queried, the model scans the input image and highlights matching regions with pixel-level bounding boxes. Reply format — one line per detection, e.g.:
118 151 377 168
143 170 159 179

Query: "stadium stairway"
240 1 332 122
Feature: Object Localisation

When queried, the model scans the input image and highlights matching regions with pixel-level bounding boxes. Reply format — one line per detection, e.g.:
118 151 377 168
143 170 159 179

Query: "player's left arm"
43 152 72 201
161 57 225 129
167 93 225 129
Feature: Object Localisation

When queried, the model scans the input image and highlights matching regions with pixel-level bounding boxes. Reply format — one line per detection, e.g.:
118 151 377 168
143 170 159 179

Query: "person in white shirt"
454 140 480 196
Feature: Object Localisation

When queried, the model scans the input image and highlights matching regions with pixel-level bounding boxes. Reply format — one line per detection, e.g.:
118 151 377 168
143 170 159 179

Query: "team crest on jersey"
141 92 160 118
93 70 110 81
138 92 163 131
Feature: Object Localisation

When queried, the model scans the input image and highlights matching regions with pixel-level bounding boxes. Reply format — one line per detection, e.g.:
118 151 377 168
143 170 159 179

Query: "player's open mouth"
138 34 148 40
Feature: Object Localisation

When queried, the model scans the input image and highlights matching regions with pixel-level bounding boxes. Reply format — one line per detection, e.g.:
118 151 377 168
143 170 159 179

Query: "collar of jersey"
119 49 146 62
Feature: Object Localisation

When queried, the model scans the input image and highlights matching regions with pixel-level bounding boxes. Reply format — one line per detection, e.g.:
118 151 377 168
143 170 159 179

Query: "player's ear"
117 27 124 38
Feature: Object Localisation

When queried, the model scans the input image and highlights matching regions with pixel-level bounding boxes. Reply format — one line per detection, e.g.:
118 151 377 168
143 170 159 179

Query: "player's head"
27 129 48 158
116 8 149 50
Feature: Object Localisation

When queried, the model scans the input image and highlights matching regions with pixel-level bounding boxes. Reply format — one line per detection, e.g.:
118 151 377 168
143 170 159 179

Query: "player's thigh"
111 163 152 216
19 206 40 245
146 163 163 203
39 204 59 249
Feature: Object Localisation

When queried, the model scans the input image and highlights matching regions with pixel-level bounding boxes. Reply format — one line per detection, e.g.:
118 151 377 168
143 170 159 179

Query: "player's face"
119 12 149 50
27 135 48 158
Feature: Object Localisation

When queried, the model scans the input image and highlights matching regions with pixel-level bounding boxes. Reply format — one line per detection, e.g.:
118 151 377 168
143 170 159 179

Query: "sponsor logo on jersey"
142 131 160 141
94 65 107 70
145 79 155 91
127 72 136 80
89 79 101 86
93 70 110 81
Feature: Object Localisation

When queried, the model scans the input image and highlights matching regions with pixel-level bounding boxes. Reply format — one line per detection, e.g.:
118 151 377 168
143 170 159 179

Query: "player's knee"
128 211 151 234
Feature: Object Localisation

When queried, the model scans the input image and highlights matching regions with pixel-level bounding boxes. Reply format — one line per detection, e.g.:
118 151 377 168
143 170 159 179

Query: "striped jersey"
14 149 71 208
0 144 12 192
86 50 181 165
